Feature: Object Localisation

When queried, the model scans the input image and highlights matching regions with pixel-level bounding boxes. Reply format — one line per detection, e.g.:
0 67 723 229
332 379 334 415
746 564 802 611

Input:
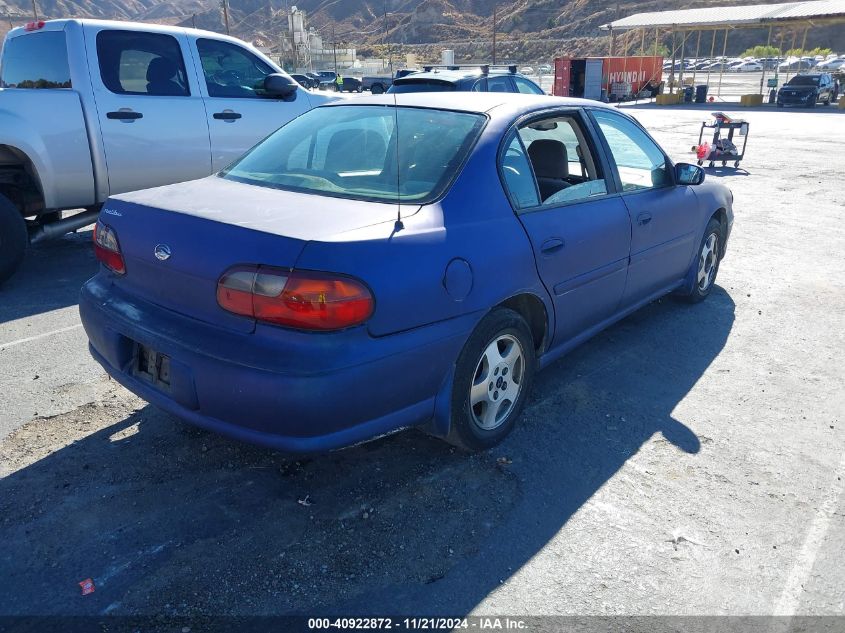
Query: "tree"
740 45 781 57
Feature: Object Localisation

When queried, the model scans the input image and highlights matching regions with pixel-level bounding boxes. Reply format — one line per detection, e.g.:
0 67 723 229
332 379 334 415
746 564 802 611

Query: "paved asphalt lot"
0 102 843 621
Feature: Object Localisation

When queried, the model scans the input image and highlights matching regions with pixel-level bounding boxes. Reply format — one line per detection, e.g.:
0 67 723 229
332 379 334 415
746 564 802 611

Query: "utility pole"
191 13 196 29
221 0 230 35
332 24 338 75
31 0 39 21
383 0 391 74
492 3 497 65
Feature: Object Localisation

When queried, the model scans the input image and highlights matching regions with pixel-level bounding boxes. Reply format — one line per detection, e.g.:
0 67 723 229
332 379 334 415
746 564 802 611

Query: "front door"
190 38 311 172
590 108 699 305
500 110 631 347
86 26 211 195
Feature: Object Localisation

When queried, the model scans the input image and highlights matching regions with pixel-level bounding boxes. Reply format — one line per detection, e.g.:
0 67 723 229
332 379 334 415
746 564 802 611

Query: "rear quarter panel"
294 116 552 339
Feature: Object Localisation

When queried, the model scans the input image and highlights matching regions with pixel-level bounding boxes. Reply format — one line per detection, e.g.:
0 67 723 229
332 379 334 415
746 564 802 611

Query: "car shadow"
0 228 96 324
0 288 735 617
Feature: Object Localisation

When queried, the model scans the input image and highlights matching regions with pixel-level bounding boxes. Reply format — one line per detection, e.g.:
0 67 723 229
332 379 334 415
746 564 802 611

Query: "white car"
817 57 845 70
520 66 534 75
732 61 763 72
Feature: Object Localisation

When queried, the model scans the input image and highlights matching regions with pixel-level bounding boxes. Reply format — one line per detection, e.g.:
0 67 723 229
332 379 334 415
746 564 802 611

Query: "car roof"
395 69 526 83
322 92 614 117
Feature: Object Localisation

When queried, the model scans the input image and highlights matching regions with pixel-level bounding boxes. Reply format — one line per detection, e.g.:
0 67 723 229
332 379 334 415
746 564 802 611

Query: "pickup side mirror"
675 162 705 186
264 73 298 100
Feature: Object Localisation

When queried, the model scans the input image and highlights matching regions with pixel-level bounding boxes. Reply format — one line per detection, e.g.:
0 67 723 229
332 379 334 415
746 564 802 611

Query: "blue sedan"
80 93 733 453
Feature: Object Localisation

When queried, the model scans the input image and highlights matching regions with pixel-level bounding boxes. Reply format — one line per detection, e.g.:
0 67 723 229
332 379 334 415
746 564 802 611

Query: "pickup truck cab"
0 19 329 283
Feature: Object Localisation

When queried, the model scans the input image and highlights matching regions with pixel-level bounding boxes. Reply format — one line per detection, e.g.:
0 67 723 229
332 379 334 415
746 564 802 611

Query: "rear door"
501 109 631 346
86 26 211 195
590 108 698 306
189 37 311 172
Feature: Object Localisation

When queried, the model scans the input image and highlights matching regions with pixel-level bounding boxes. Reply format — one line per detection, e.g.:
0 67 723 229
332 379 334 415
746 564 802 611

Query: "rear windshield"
787 75 820 86
389 80 457 93
221 105 485 204
0 31 71 89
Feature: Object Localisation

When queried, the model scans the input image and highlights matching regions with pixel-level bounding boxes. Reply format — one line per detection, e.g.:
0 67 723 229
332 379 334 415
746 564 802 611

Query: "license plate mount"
136 344 171 388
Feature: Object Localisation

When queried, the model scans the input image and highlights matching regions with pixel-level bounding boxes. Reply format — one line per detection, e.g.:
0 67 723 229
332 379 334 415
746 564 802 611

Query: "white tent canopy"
600 0 845 31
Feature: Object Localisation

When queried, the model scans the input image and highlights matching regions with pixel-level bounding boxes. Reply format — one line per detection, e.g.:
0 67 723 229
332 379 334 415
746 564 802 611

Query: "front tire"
445 308 536 451
678 217 723 303
0 193 28 284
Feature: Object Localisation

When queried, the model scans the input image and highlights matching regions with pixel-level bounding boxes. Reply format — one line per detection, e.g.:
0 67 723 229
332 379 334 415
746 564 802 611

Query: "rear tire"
372 84 384 95
445 308 536 452
0 193 28 284
678 217 723 303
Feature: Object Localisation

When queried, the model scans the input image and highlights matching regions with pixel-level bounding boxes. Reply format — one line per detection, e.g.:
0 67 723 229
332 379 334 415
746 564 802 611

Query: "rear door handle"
106 110 143 120
213 111 242 120
540 238 565 255
637 212 652 226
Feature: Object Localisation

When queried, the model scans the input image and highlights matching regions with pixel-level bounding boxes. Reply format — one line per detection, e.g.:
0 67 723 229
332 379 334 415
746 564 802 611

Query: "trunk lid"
102 176 407 333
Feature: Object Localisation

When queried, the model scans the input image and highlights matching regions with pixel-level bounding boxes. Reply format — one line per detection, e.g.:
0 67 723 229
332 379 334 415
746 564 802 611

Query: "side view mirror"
675 162 705 186
264 73 298 100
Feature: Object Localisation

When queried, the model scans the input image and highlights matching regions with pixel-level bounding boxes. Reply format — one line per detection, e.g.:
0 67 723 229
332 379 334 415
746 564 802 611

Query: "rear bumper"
80 275 475 453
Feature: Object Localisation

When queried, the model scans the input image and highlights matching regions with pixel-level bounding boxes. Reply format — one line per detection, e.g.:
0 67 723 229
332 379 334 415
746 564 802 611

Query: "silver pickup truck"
0 19 329 283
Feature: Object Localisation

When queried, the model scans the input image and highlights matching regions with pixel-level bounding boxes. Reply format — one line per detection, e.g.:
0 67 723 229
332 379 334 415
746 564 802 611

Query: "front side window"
592 109 670 192
197 39 275 98
1 32 71 89
504 113 607 208
97 30 189 96
222 105 485 204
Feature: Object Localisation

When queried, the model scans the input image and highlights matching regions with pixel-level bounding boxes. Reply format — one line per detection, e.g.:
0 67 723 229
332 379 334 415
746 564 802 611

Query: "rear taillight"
93 220 125 275
217 266 373 331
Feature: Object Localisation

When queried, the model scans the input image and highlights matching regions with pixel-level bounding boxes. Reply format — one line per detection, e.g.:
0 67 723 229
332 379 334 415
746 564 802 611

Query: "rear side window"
487 76 514 92
0 32 71 89
513 76 544 95
389 80 456 93
96 30 190 96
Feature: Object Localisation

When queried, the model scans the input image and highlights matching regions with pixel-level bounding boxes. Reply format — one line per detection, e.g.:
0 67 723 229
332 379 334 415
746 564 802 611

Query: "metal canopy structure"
598 0 845 101
600 0 845 32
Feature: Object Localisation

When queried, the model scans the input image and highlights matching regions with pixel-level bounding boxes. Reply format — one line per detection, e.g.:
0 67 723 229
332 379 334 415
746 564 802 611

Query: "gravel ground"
0 103 843 621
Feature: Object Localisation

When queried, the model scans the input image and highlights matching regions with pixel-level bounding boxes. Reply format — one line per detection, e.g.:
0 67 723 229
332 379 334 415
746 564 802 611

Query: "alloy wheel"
469 334 525 431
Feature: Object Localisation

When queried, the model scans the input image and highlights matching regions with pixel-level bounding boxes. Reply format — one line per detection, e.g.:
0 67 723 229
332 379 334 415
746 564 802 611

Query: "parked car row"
662 55 844 73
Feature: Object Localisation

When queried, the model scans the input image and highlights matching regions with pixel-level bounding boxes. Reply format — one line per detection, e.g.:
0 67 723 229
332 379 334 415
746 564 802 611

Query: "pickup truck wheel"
372 84 384 95
0 193 28 284
445 308 536 452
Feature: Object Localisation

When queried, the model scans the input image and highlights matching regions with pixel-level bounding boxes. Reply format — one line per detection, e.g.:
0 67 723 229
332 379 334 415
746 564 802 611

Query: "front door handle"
213 111 242 121
106 110 143 120
637 212 653 226
540 238 565 255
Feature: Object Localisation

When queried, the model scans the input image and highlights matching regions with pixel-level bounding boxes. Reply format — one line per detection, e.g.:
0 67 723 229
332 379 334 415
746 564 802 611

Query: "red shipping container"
554 56 663 100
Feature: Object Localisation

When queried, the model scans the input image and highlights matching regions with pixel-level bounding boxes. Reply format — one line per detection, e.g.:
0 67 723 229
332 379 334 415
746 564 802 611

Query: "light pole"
492 3 497 65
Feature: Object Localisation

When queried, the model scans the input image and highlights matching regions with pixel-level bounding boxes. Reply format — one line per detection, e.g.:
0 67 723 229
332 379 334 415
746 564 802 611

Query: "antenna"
393 83 403 232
